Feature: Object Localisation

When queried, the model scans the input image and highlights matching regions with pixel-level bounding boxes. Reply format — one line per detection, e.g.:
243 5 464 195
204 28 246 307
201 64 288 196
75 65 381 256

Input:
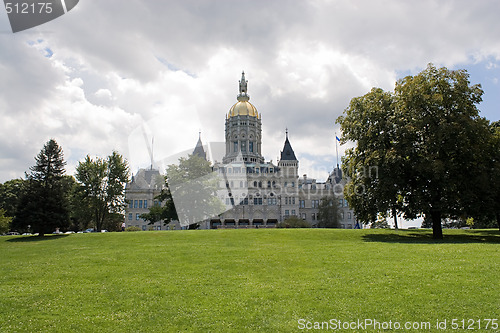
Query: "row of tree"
337 64 500 239
0 139 130 236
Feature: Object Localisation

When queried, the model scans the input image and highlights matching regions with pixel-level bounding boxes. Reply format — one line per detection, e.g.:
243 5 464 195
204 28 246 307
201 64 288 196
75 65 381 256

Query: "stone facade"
124 168 183 230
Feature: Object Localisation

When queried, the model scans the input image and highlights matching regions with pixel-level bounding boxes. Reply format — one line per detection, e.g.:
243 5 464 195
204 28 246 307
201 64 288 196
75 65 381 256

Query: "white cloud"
1 0 500 182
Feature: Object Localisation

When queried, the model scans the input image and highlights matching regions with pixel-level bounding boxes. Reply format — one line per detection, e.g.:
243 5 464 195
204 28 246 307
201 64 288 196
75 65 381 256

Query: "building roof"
280 131 297 161
127 168 163 190
228 101 259 118
192 133 207 160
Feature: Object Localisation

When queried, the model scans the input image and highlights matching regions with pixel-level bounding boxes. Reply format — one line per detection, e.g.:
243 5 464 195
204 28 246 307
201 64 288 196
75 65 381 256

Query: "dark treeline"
0 139 129 236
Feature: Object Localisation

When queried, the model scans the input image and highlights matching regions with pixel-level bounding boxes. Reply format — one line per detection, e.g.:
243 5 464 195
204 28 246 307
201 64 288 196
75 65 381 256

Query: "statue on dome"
239 71 248 94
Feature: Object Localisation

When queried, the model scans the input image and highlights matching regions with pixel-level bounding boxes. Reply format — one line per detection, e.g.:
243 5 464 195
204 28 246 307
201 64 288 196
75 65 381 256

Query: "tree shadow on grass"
7 234 70 243
362 230 500 244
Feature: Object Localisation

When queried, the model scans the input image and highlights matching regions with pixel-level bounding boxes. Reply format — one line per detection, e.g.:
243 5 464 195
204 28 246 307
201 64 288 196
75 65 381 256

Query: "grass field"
0 229 499 332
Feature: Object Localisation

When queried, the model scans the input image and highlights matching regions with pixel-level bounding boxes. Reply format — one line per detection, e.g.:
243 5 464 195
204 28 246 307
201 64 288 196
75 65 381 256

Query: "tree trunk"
431 210 443 240
392 207 398 230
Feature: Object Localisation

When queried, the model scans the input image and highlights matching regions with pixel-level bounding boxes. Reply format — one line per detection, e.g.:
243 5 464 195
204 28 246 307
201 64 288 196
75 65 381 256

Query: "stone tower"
223 71 264 164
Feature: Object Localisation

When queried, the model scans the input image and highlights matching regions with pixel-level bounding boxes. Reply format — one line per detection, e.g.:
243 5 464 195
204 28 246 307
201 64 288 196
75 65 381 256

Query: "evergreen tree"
13 139 70 236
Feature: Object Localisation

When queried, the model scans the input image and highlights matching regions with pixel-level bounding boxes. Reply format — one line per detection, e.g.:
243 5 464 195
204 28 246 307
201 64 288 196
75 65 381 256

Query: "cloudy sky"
0 0 499 183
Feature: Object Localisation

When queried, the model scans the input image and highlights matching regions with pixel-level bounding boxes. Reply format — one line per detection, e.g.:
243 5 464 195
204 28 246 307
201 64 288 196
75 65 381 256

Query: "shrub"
125 226 141 232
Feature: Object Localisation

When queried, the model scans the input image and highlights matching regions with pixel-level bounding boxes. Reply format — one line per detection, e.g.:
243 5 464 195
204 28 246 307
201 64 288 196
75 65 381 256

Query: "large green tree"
13 139 70 236
338 87 404 228
75 151 129 231
338 64 490 239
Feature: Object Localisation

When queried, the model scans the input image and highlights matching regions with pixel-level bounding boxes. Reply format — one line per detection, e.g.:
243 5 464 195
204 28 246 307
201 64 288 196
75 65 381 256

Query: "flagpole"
335 131 339 168
151 136 154 170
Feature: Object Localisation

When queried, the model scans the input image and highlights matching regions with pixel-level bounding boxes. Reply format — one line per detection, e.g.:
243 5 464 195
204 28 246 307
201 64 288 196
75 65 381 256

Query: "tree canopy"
337 64 493 239
0 178 25 218
75 151 129 231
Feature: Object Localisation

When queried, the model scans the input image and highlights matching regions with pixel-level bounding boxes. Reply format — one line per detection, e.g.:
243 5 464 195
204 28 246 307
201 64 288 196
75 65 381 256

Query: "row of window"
224 180 299 189
128 200 148 209
128 199 162 209
234 141 255 153
230 121 256 126
226 197 270 206
222 166 275 174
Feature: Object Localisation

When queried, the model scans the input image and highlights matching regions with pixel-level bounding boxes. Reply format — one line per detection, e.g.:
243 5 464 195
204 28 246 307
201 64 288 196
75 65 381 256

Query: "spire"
239 71 247 94
237 71 250 102
192 132 207 160
280 129 297 161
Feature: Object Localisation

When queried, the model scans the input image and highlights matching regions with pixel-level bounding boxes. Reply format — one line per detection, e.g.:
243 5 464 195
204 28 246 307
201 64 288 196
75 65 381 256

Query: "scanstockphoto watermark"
297 318 499 331
339 164 380 197
3 0 79 33
298 319 432 331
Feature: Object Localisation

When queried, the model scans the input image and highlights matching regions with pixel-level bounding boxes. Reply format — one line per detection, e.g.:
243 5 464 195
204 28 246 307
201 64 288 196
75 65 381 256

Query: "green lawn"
0 229 499 332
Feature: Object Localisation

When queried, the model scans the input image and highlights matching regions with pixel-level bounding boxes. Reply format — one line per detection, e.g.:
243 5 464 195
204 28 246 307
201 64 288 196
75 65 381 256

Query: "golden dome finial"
237 70 249 102
228 71 259 118
239 71 247 94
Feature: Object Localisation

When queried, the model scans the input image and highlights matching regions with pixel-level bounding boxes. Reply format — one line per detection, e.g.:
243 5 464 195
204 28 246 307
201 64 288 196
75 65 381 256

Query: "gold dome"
228 101 259 118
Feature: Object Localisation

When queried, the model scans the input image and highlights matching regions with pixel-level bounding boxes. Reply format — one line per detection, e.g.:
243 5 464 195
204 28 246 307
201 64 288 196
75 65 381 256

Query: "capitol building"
125 72 356 230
